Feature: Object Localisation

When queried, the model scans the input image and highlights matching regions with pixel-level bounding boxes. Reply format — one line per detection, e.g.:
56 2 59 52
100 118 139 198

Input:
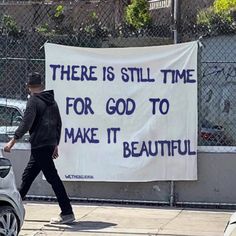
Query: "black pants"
19 146 73 215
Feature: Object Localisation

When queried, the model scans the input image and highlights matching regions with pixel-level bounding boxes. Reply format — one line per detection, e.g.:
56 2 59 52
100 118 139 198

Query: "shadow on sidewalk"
44 220 117 231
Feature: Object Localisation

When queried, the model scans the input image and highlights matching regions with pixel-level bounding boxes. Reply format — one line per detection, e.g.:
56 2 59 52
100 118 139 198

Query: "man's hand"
4 138 16 153
52 146 59 159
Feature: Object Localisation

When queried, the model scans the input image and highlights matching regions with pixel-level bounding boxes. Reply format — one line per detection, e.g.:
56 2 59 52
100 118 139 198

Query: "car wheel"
0 206 18 236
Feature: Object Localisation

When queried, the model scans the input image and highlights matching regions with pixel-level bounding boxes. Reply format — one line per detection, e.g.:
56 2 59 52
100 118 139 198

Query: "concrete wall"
3 148 236 205
176 152 236 204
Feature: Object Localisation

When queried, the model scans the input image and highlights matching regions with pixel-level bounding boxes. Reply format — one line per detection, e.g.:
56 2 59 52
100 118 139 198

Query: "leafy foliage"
1 15 20 37
125 0 151 30
36 5 68 35
214 0 236 13
197 0 236 35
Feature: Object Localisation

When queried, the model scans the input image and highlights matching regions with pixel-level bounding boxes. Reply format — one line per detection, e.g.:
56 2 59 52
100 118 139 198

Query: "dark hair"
27 72 42 86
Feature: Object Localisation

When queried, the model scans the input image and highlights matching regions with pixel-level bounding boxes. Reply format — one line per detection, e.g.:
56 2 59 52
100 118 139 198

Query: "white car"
224 212 236 236
0 149 25 235
0 98 28 143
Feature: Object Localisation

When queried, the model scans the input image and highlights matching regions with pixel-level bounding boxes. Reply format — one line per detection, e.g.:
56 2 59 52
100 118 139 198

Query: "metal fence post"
170 0 181 207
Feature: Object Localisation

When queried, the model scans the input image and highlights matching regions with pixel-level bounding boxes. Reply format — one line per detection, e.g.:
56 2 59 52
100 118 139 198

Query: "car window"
0 106 22 126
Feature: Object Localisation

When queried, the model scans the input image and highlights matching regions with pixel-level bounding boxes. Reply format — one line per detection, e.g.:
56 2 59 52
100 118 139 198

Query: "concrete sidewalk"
19 201 232 236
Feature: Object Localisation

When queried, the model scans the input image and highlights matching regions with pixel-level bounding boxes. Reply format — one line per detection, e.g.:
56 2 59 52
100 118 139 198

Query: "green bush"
36 5 67 35
197 7 215 26
1 15 19 36
197 0 236 35
36 23 51 35
125 0 151 30
213 0 236 13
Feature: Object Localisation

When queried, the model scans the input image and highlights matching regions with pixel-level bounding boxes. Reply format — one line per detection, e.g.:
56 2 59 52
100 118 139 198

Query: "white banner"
45 42 198 181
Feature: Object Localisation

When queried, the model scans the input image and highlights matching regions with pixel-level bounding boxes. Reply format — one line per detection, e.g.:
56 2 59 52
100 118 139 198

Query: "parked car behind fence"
0 98 28 143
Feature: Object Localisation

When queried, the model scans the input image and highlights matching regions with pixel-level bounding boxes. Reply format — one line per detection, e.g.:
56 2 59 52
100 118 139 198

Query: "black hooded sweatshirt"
14 90 62 149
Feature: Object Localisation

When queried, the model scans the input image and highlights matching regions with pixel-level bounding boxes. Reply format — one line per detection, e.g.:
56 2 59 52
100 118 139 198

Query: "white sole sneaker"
50 214 75 224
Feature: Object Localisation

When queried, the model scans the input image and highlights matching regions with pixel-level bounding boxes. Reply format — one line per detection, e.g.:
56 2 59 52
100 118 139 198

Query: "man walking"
4 72 75 224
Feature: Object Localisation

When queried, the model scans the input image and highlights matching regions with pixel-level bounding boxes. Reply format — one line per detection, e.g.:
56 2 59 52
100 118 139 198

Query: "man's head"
27 72 44 93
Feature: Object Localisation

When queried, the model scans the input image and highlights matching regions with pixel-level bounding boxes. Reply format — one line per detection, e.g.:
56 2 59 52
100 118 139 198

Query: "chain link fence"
0 0 235 149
